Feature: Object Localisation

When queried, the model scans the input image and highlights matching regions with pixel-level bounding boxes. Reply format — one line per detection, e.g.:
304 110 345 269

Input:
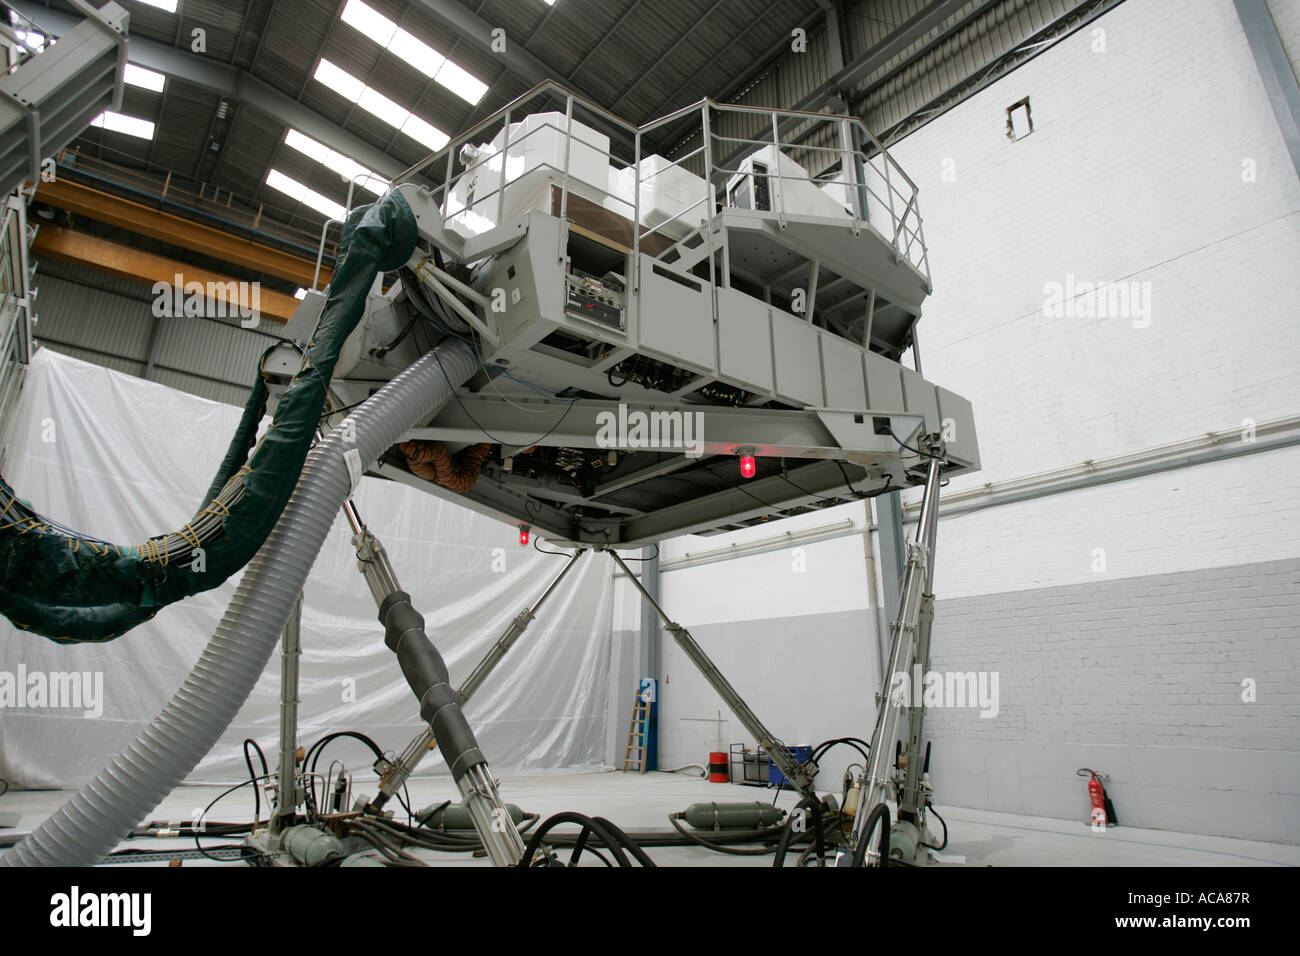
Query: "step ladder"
621 694 650 773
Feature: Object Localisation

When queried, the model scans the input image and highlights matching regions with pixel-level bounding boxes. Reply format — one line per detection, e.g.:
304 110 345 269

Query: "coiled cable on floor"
521 812 657 868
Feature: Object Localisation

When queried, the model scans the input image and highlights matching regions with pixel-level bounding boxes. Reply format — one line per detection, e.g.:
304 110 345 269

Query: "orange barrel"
708 751 729 783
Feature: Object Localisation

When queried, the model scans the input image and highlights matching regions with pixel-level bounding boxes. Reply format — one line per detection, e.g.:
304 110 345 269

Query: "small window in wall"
1006 97 1033 141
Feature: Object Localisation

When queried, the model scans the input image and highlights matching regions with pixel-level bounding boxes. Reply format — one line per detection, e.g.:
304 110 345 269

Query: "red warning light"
518 525 530 547
739 455 757 479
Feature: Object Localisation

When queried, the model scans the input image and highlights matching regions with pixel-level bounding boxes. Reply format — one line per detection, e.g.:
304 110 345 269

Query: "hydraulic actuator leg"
848 447 944 865
369 547 587 810
605 547 817 799
345 500 526 867
271 592 304 836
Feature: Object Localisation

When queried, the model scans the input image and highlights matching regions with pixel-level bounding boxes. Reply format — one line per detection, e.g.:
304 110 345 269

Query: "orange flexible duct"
399 440 493 493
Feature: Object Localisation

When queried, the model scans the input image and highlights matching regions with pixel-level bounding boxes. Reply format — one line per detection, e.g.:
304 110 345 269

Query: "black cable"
833 459 873 499
921 803 947 851
520 812 657 867
370 314 419 359
304 730 412 823
657 764 705 777
810 736 871 766
430 347 580 449
319 398 368 423
532 535 571 556
242 739 268 822
584 845 615 867
193 774 276 864
772 797 827 868
306 730 417 826
889 426 945 462
668 813 783 857
0 778 7 797
850 801 892 867
305 731 385 780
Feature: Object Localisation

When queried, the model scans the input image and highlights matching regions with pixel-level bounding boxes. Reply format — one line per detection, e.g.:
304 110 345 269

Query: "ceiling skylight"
265 169 347 221
283 129 388 195
339 0 488 104
314 59 449 151
123 63 166 92
91 112 155 139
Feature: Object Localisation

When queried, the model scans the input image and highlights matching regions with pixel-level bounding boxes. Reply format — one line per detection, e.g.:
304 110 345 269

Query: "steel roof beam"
9 0 410 182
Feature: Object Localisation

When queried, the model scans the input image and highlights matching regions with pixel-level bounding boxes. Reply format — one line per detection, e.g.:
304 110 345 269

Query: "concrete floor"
2 769 1296 867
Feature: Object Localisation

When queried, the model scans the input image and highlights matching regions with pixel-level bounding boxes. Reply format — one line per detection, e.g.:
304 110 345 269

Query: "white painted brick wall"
879 0 1300 841
887 0 1300 498
640 0 1300 842
932 443 1300 598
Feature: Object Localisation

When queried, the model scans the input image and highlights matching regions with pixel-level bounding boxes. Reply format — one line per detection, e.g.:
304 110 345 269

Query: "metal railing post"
558 97 575 261
633 127 642 293
496 108 513 227
558 96 574 222
312 218 341 290
443 141 455 216
770 113 786 229
701 103 718 296
838 117 862 224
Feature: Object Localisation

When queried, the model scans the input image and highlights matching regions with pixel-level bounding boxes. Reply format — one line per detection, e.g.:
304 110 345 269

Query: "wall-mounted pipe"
903 426 1300 524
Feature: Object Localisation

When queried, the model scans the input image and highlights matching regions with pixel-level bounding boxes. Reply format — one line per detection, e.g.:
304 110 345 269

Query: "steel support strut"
344 499 526 867
271 591 304 836
849 445 944 864
368 546 588 809
605 547 817 799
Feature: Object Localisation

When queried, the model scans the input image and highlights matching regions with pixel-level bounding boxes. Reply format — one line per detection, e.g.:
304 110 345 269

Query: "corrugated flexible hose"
399 440 492 493
1 343 477 867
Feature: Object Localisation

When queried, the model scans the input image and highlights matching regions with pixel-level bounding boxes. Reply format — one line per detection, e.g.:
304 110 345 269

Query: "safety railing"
55 148 344 267
0 191 33 432
394 79 929 289
0 1 51 76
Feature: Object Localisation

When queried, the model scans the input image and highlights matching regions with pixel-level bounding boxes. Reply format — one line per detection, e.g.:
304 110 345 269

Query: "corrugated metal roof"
57 0 827 240
36 0 1102 401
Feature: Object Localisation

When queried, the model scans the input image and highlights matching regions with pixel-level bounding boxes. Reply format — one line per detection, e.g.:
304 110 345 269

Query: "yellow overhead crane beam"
34 177 333 289
33 226 300 324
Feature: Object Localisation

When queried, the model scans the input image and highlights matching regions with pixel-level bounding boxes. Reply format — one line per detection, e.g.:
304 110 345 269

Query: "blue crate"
767 746 812 788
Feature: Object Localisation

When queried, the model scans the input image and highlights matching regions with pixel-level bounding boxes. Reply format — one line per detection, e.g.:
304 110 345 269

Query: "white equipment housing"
277 84 973 547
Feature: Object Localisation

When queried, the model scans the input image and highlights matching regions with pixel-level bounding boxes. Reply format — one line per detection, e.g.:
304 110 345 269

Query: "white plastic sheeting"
0 349 615 789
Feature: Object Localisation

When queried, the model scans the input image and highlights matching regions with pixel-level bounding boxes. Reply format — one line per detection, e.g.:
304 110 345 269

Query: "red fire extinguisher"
1077 768 1118 827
